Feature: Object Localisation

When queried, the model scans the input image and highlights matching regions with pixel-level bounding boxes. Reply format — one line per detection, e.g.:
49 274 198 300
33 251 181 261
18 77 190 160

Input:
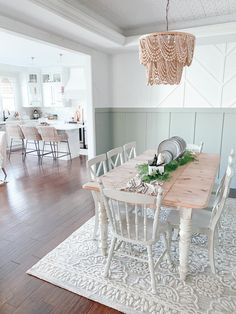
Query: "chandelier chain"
166 0 170 31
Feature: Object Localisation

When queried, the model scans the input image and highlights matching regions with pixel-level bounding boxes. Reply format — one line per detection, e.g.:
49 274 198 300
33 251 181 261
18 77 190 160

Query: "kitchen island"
5 119 83 160
53 123 82 159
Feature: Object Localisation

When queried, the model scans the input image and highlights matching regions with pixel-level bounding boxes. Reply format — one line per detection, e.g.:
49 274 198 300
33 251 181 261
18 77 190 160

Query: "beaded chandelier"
139 0 195 85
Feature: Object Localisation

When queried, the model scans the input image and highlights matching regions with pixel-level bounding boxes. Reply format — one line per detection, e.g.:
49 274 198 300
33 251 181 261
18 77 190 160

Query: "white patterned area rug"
27 199 236 314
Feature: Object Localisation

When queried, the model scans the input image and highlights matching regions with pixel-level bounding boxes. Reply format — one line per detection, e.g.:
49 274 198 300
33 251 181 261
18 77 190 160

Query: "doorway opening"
0 29 95 159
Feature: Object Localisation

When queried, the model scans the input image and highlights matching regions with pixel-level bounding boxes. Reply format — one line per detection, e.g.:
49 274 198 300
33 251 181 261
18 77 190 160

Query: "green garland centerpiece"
137 150 196 184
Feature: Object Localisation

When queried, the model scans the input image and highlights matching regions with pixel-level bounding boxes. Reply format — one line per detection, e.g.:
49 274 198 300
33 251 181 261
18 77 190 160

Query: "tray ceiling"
69 0 236 35
1 0 236 52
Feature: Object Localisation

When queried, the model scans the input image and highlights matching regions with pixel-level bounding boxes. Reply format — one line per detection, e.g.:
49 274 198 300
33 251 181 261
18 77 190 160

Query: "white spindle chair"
186 141 204 153
100 186 171 293
123 141 137 162
107 147 124 170
87 154 108 238
167 150 234 274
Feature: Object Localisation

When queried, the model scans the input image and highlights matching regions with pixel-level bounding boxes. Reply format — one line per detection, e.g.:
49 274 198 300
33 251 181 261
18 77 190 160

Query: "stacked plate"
158 136 186 162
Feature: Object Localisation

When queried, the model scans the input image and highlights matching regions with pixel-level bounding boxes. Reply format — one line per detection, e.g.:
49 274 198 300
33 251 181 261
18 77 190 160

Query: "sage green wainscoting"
95 108 236 187
95 110 112 155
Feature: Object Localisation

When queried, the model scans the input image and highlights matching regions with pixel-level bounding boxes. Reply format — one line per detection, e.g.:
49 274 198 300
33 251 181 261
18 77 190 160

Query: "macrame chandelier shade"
139 32 195 85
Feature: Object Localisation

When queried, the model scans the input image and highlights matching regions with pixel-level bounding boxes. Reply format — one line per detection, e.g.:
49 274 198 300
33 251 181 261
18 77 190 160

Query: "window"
0 77 16 111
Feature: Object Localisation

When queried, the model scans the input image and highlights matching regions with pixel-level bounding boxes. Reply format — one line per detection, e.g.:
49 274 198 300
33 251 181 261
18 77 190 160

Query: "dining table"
83 149 220 281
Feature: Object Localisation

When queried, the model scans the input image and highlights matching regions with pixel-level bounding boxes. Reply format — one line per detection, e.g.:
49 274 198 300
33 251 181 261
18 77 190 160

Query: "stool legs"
8 138 13 160
40 140 72 164
67 141 72 161
8 138 25 160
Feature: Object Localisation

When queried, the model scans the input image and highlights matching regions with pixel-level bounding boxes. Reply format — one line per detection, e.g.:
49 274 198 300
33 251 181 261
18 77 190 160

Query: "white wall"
0 64 27 114
92 51 111 108
112 42 236 108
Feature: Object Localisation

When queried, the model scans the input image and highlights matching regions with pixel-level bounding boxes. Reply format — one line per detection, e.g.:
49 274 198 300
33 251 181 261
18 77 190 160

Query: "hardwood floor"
0 152 121 314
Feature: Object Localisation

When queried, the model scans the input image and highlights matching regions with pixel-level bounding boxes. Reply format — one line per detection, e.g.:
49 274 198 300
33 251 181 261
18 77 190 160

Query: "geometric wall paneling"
215 43 227 55
224 44 236 82
149 79 184 107
184 79 216 107
185 55 221 107
111 43 236 109
193 45 224 81
170 112 195 144
226 42 236 58
222 75 236 107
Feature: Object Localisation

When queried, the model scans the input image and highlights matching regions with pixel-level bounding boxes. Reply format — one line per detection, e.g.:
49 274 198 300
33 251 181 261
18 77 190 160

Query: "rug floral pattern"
27 199 236 314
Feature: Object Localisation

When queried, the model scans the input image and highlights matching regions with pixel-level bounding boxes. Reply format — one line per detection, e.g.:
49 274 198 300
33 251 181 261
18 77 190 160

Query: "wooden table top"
83 150 220 209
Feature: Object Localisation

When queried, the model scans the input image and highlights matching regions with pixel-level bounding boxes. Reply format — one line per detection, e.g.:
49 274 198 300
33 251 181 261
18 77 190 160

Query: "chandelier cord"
166 0 170 31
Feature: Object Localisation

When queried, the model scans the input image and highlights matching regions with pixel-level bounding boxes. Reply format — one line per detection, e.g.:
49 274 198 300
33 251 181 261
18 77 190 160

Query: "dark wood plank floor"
0 152 121 314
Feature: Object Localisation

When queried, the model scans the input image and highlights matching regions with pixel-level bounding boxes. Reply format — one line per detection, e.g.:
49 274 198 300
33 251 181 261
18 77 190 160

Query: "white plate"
158 139 179 159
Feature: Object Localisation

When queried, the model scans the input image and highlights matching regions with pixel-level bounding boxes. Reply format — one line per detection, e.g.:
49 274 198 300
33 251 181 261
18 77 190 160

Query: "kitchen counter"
5 119 83 160
53 123 84 131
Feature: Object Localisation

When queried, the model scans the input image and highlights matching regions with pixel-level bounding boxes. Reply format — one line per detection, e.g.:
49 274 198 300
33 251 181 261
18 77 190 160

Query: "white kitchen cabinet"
21 68 69 108
42 71 64 107
42 82 63 107
23 72 42 107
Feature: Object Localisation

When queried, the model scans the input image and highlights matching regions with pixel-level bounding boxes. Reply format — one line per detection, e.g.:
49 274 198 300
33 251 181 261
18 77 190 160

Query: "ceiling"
0 31 88 68
69 0 236 35
0 0 236 52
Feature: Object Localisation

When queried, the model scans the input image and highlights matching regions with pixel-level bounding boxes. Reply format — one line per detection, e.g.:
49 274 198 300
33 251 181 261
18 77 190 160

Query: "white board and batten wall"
95 41 236 187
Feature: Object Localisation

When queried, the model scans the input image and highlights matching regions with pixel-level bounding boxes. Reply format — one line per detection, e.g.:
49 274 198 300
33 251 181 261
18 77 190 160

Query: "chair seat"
114 211 168 243
58 133 68 142
167 208 211 233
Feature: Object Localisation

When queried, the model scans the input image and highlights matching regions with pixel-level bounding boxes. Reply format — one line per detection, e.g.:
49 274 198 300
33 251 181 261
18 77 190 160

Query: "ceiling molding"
29 0 125 45
0 13 97 56
0 0 236 54
125 22 236 50
124 13 236 37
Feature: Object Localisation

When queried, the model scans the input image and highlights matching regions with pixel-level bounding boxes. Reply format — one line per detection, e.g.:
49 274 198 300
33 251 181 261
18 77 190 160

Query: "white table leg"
97 192 108 256
179 208 192 281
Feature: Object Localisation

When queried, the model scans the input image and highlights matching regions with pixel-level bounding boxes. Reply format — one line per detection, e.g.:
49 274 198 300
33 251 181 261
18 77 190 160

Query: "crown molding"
125 22 236 50
124 13 236 37
1 0 236 54
29 0 125 46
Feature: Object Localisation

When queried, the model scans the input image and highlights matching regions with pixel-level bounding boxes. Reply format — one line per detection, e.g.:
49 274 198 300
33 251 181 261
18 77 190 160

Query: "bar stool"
20 126 42 162
6 124 25 160
37 126 72 163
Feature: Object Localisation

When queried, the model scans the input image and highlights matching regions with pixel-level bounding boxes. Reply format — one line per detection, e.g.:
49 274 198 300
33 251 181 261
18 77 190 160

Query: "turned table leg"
179 208 192 281
97 192 108 256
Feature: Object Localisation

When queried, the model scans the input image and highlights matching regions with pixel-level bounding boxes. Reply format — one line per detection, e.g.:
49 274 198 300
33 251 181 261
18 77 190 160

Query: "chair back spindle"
123 142 137 162
101 187 163 244
87 154 107 180
107 147 124 170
